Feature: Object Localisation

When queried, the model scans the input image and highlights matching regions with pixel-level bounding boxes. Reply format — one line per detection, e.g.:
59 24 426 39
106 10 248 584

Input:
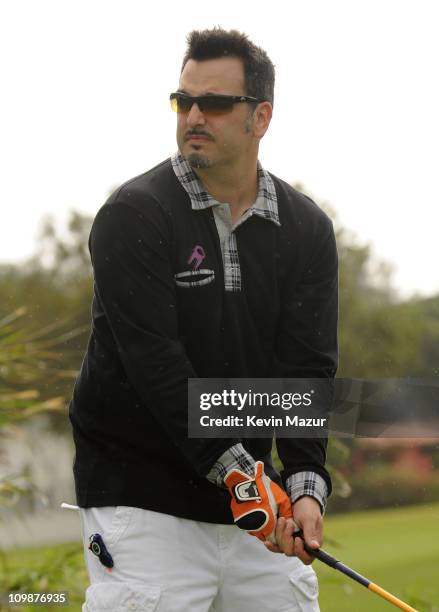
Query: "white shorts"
80 506 320 612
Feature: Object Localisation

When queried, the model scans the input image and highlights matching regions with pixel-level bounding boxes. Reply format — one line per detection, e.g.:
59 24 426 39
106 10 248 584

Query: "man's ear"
252 101 273 139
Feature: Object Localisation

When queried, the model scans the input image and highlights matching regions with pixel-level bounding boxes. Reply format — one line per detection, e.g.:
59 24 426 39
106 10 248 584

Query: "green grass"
0 542 87 611
2 503 439 611
315 502 439 611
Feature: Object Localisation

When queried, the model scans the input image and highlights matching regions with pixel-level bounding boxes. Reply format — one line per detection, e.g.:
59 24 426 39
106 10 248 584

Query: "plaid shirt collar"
171 152 280 227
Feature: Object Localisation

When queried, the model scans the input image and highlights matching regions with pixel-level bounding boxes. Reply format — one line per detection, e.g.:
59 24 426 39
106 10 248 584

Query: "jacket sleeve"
274 213 338 497
89 200 238 476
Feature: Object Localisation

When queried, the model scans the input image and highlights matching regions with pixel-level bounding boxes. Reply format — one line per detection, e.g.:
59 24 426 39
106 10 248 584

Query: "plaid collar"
171 152 280 227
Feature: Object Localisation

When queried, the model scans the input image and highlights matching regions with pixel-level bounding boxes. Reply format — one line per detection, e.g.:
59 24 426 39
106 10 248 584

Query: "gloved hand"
224 461 293 544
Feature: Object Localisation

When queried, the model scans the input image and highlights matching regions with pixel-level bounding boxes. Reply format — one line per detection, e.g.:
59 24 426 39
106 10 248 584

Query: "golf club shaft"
293 531 418 612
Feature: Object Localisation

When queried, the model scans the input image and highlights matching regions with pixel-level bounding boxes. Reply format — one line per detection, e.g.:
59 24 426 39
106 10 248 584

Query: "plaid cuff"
285 472 328 515
206 443 255 488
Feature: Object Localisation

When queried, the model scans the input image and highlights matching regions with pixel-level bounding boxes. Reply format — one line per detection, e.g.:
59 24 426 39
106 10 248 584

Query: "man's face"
176 57 258 170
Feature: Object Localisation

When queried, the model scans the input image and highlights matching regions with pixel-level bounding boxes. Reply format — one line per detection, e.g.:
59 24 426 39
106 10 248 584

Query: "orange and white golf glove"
224 461 293 544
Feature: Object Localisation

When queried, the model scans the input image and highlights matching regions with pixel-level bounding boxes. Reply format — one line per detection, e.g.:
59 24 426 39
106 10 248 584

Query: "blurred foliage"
0 306 86 430
0 212 93 429
335 222 432 379
327 461 439 513
0 305 86 514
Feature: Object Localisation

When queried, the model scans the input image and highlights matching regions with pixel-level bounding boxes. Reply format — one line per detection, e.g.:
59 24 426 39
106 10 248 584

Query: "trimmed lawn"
315 503 439 611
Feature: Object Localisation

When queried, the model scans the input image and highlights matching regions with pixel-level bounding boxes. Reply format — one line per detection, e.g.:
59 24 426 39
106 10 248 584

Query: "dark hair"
181 27 275 106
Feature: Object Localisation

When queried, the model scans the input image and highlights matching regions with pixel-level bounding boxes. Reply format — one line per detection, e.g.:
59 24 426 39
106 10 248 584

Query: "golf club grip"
304 544 339 568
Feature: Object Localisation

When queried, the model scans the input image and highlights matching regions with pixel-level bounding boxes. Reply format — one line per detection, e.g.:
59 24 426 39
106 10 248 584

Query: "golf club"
293 530 418 612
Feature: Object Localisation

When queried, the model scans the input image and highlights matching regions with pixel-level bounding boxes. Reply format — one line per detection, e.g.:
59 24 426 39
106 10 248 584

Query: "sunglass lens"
170 95 193 113
200 97 234 114
170 97 178 112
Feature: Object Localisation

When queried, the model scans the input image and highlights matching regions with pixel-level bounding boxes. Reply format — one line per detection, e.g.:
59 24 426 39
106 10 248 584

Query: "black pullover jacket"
69 157 338 524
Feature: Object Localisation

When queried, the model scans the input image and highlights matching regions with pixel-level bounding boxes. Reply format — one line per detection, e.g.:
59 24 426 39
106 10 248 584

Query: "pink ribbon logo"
188 245 206 270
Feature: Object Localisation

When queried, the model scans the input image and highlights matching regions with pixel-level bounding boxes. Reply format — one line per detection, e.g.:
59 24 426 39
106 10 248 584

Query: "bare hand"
263 496 323 565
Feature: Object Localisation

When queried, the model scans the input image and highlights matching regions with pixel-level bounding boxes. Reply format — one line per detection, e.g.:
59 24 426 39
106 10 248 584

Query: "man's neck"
194 156 259 223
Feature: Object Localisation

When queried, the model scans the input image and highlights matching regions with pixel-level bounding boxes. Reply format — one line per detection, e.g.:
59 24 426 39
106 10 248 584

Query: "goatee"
187 153 212 169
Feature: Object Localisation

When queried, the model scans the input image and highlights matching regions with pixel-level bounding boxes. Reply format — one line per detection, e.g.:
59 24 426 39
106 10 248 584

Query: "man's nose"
186 103 206 127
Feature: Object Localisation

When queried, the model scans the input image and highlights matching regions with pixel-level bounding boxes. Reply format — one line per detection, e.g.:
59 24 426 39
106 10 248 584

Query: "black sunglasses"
170 92 263 115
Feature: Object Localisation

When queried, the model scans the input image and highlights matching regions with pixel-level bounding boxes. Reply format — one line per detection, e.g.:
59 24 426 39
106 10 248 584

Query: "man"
70 28 338 611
